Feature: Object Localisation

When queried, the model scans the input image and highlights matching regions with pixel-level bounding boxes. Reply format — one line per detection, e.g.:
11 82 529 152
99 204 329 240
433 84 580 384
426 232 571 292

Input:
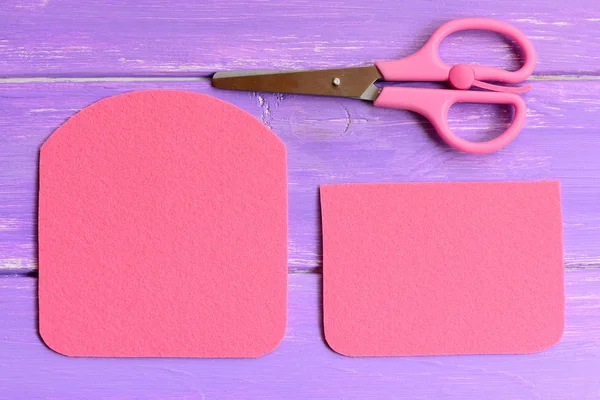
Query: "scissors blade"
212 66 382 100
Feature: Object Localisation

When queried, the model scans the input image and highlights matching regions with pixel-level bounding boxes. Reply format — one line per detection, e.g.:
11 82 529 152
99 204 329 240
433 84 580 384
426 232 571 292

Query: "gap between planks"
1 75 600 84
1 264 599 278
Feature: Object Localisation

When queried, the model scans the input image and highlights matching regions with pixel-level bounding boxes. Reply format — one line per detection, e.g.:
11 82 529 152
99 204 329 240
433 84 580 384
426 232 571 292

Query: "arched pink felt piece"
38 90 288 358
321 181 564 357
374 87 526 154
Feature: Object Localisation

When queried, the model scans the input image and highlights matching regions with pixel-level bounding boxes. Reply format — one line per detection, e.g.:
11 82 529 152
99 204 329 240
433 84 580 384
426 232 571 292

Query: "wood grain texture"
1 80 600 272
1 0 599 77
2 3 600 397
0 272 599 399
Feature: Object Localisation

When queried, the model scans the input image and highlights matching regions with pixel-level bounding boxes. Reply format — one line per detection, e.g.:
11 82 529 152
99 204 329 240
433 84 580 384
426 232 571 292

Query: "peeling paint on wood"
1 80 600 272
0 272 599 399
1 1 600 397
1 1 600 76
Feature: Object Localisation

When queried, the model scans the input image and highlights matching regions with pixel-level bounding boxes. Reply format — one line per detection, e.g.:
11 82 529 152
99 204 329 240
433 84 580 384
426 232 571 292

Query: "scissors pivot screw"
332 77 341 86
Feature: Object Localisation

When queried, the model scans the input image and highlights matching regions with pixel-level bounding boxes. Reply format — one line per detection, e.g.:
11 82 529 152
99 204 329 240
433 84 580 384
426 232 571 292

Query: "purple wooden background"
1 1 600 399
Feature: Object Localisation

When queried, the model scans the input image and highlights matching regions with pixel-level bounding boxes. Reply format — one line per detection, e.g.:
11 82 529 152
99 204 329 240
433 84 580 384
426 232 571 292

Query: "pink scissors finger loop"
374 87 526 154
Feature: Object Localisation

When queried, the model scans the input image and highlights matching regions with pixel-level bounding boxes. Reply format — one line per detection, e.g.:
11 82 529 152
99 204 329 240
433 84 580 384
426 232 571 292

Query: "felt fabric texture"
321 181 564 357
38 90 288 358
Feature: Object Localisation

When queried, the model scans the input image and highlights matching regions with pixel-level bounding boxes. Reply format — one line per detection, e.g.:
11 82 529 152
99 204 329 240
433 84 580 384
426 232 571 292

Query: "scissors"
212 18 536 154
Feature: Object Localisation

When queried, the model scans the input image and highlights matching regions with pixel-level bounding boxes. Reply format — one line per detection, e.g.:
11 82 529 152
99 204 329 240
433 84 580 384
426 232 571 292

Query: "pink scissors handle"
374 18 536 84
374 87 526 154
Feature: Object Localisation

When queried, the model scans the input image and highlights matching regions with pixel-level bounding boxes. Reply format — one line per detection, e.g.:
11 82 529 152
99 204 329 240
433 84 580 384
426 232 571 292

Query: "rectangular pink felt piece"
321 181 564 357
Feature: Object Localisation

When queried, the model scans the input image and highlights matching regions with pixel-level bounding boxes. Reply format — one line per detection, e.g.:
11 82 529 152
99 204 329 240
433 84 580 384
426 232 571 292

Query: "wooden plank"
1 80 600 272
0 272 598 399
1 0 599 77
